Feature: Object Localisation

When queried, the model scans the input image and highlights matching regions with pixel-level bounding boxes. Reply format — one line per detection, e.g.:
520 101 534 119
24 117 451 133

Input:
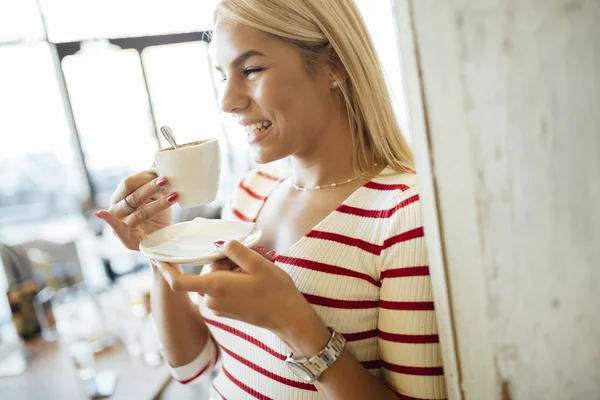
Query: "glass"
0 0 46 43
40 0 219 43
33 286 58 341
61 40 158 208
0 42 89 226
52 284 113 354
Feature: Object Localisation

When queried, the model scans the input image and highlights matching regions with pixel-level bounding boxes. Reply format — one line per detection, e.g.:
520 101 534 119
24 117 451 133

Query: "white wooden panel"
398 0 600 399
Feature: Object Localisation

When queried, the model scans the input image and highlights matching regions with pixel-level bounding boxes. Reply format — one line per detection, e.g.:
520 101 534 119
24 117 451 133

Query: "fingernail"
257 246 265 252
214 240 225 247
267 251 277 257
156 178 167 187
94 212 100 218
167 193 178 203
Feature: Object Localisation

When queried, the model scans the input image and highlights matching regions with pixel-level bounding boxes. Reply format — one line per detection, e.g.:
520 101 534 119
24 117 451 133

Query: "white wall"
394 0 600 399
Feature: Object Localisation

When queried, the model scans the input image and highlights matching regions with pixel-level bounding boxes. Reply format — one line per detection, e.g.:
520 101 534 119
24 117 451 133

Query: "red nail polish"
257 246 265 252
156 178 167 187
214 240 225 247
166 193 178 202
267 251 277 257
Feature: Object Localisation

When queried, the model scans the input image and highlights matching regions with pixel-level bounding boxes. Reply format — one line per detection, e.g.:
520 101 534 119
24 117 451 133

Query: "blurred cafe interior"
0 1 407 398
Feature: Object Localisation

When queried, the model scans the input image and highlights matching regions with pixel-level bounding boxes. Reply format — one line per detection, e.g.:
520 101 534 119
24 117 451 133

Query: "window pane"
355 0 410 138
40 0 218 43
62 40 158 207
142 41 223 148
0 42 88 226
0 0 46 43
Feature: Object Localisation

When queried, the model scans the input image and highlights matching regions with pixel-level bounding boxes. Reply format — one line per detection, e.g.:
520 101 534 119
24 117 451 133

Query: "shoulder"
366 168 423 235
364 167 420 206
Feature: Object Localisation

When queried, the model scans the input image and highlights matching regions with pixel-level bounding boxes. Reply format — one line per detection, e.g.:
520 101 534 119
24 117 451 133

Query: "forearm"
151 266 210 367
276 304 397 400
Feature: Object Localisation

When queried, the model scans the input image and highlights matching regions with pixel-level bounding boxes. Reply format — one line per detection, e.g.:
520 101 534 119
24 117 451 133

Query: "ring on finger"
121 196 136 214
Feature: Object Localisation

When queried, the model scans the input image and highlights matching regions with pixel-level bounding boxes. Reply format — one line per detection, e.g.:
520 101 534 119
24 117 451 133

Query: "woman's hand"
152 241 313 335
95 171 179 251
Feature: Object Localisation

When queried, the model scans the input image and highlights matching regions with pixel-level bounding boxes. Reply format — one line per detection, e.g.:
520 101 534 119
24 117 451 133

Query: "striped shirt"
167 167 448 400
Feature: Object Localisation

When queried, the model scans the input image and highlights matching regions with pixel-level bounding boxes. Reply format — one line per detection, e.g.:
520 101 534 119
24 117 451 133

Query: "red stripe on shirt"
337 194 419 219
383 227 425 250
306 228 423 255
365 181 410 191
178 363 211 385
379 330 440 344
257 171 284 181
380 300 435 311
382 360 444 376
342 329 379 342
231 207 256 223
306 231 382 254
239 180 267 200
380 266 430 280
222 366 272 399
303 293 379 309
361 359 383 369
205 317 286 360
212 384 227 400
276 256 380 287
392 391 447 400
220 344 317 391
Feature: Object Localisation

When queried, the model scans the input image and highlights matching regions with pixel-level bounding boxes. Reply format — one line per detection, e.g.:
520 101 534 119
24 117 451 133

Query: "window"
355 0 410 138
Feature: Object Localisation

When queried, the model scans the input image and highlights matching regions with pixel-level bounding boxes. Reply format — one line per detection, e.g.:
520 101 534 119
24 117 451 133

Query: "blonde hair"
215 0 415 176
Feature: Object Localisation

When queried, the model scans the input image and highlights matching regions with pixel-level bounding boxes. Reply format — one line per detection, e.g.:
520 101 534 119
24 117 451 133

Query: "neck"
290 112 356 188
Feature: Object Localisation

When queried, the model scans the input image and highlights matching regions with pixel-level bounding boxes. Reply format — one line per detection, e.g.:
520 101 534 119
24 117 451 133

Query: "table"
1 337 174 400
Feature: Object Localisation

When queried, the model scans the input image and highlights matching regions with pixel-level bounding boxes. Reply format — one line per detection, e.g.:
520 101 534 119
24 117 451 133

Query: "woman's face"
211 19 336 164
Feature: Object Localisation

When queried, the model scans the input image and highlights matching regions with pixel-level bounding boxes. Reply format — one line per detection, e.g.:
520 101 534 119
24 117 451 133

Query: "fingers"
95 210 144 250
96 209 130 238
153 260 243 296
109 176 169 219
110 170 161 205
124 193 178 228
153 259 210 293
219 240 266 273
207 259 241 273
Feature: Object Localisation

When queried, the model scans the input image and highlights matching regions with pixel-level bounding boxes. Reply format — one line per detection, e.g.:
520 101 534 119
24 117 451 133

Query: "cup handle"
143 167 158 176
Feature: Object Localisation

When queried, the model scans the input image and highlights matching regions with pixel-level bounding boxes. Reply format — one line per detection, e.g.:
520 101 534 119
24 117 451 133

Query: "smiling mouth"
245 120 273 137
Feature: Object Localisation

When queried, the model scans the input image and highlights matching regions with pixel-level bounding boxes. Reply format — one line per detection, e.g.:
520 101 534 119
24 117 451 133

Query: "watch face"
286 360 315 382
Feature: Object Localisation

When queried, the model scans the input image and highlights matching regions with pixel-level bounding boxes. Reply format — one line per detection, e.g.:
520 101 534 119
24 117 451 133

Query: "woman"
96 1 447 399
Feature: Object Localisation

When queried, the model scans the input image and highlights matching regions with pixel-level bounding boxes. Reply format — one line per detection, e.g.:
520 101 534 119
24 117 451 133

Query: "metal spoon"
160 125 179 149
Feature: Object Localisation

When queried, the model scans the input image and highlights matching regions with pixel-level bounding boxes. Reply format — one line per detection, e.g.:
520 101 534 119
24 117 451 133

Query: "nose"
219 78 249 115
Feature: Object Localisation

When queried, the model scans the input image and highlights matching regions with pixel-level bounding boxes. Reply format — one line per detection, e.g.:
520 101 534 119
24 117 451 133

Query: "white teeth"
245 121 272 135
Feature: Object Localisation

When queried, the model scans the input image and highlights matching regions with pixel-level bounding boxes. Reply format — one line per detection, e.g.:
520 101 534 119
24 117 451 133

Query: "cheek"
253 73 315 125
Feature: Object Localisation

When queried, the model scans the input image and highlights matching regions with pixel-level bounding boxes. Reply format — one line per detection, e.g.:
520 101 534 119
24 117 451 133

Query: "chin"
250 146 289 165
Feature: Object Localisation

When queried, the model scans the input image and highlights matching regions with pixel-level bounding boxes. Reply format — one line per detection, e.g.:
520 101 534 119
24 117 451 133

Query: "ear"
324 44 349 89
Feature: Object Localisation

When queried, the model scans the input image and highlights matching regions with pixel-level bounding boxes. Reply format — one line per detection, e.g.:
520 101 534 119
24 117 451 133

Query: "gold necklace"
289 164 378 192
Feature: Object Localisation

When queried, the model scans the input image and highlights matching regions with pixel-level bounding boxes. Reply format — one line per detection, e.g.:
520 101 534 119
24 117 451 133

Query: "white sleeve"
166 336 219 384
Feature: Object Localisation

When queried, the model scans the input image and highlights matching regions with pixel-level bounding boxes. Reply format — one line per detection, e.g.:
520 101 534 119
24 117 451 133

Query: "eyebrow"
214 50 266 72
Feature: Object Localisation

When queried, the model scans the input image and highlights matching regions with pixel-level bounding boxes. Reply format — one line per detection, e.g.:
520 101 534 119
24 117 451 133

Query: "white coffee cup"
145 139 221 208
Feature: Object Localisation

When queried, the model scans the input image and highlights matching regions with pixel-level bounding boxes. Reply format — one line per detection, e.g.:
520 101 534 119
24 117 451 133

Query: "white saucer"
140 218 262 266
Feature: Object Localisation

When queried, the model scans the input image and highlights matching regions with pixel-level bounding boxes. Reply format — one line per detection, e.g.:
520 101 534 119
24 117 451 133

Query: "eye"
243 67 264 77
218 75 227 83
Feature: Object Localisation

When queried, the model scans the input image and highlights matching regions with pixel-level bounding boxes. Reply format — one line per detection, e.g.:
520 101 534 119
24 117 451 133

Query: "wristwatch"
285 327 346 383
